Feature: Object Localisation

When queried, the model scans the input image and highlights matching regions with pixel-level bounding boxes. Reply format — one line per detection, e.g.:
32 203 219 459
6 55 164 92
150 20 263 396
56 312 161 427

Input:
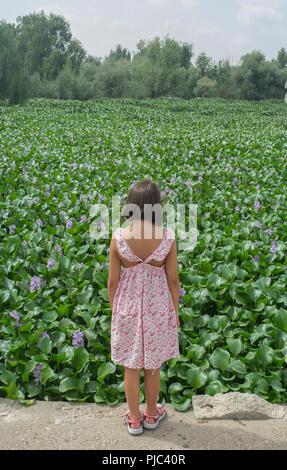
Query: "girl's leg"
124 367 142 429
143 368 161 424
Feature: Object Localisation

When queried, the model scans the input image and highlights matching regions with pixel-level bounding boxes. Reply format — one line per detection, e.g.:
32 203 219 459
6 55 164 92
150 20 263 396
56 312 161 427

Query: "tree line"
1 10 287 104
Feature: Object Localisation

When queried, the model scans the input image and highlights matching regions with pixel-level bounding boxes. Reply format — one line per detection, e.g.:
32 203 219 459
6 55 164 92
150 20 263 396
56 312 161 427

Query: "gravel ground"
1 398 287 450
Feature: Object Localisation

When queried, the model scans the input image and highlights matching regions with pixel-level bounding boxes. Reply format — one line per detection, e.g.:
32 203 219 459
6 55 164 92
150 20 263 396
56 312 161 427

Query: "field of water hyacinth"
0 97 287 411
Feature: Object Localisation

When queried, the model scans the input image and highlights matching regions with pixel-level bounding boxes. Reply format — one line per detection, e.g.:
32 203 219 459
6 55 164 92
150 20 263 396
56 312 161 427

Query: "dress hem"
111 353 180 370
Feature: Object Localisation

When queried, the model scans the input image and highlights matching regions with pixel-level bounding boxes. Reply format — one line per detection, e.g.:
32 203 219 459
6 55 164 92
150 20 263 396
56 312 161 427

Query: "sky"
1 0 287 64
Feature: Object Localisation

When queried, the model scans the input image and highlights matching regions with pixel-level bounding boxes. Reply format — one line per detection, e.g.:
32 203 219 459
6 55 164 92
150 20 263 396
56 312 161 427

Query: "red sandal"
122 410 144 435
143 398 166 430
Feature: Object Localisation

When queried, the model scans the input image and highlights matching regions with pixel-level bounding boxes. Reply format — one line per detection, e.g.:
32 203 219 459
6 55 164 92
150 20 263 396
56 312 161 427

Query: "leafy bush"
0 97 287 410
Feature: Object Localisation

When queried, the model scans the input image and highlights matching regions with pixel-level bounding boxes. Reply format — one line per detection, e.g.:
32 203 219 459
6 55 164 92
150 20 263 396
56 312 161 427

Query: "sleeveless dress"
111 226 180 371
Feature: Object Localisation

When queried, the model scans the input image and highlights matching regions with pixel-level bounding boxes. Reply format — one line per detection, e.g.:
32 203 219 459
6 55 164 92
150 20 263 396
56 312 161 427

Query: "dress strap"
144 226 175 263
114 227 142 262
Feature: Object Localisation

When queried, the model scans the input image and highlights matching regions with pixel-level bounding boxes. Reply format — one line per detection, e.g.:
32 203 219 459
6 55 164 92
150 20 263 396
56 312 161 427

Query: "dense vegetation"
1 11 287 104
0 97 287 410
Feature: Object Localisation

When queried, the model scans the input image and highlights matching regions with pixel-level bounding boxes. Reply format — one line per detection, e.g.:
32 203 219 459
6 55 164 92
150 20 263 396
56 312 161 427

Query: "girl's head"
122 179 163 226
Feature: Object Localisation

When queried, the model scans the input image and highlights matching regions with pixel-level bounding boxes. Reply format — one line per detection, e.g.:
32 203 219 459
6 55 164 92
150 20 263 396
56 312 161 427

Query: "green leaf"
59 377 79 393
209 349 230 372
168 382 184 395
171 398 192 412
39 336 52 355
227 338 242 357
205 380 225 395
186 368 208 389
97 362 116 383
40 366 54 385
71 347 89 372
275 309 287 332
99 288 109 302
1 370 17 385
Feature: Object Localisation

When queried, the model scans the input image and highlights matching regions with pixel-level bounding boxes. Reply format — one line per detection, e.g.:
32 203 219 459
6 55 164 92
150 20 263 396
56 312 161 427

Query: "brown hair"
121 179 163 226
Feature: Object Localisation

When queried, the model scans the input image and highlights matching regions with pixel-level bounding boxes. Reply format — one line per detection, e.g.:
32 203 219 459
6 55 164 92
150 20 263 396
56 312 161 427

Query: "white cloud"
196 25 220 35
145 0 197 7
235 0 283 24
231 35 250 46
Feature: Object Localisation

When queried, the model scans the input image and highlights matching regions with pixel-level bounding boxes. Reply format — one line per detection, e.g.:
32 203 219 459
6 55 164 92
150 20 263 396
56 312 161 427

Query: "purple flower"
235 205 240 212
72 163 78 169
255 219 263 230
72 330 84 348
270 244 277 254
170 177 175 184
233 178 238 185
46 184 50 192
9 225 16 234
56 245 62 254
265 229 271 236
89 195 95 200
47 258 55 270
254 242 259 248
37 331 50 347
66 220 73 229
37 218 43 226
189 197 193 203
10 310 20 327
30 276 41 293
59 202 63 207
81 215 87 223
100 180 105 186
253 255 260 263
254 201 260 211
179 288 186 302
98 194 103 200
100 262 105 270
161 191 166 201
78 263 84 269
33 363 45 385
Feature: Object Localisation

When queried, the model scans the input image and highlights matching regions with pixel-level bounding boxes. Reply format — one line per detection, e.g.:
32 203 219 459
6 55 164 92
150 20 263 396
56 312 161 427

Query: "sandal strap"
122 410 143 425
144 404 165 419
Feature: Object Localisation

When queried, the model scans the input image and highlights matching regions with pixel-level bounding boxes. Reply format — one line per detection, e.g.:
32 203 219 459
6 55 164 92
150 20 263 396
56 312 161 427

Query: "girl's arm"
164 240 180 328
107 237 121 312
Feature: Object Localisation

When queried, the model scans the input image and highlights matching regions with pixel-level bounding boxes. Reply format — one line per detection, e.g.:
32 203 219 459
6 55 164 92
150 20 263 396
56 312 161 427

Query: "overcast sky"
2 0 287 64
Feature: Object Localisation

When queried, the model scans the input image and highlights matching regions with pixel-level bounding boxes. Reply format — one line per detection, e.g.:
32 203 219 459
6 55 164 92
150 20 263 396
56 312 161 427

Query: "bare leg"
144 368 161 423
124 367 142 429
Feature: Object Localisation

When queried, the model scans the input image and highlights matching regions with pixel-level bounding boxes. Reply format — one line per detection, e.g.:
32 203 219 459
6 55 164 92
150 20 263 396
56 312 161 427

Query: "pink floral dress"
111 226 180 371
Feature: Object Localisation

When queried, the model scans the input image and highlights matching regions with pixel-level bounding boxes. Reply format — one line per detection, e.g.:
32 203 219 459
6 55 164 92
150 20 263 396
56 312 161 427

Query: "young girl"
108 179 180 435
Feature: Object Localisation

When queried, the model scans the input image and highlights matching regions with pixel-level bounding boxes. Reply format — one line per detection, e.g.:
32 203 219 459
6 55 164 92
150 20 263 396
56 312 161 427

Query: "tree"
0 21 18 99
194 77 218 97
277 48 287 69
105 44 131 62
195 52 215 77
66 38 87 74
15 11 85 79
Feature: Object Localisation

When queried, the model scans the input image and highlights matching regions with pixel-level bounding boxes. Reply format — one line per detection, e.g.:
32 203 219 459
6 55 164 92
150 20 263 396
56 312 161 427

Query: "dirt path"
1 398 287 450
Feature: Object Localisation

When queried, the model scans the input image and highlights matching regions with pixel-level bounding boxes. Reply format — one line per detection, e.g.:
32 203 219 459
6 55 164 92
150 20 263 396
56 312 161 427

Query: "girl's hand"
176 313 180 328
